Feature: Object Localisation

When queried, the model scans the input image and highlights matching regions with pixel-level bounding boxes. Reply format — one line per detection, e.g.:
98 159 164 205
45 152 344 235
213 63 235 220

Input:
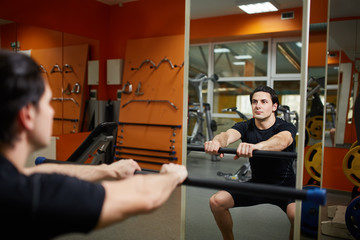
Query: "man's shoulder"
274 117 297 132
233 118 253 128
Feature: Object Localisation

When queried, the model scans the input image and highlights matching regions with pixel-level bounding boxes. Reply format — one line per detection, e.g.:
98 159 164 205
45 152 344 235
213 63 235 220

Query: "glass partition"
320 1 360 239
214 41 268 77
275 41 301 74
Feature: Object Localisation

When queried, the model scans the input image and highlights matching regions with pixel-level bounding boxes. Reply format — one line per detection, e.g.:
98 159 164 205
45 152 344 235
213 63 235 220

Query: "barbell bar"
135 170 326 205
35 157 326 205
187 145 297 159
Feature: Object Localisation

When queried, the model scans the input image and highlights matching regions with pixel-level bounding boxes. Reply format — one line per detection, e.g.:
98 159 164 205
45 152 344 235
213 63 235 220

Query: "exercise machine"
187 73 218 145
215 107 251 181
36 122 118 165
187 73 218 161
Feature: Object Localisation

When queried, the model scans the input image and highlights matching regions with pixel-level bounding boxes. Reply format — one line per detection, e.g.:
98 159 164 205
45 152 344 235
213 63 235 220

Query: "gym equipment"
278 105 299 130
187 145 297 159
306 116 323 140
115 151 177 161
221 107 248 121
351 141 359 149
216 107 250 181
217 162 251 182
36 122 118 165
118 122 181 129
187 73 218 147
52 97 80 106
307 77 325 118
51 64 62 73
306 76 325 141
121 99 178 110
131 59 156 71
343 145 360 188
36 158 327 205
345 196 360 239
150 57 175 69
135 169 326 205
302 143 322 236
340 93 360 239
301 185 320 238
321 205 353 239
115 146 176 155
304 142 322 183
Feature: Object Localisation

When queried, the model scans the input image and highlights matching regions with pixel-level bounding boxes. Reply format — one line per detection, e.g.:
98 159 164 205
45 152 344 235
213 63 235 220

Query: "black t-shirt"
0 155 105 239
232 117 297 185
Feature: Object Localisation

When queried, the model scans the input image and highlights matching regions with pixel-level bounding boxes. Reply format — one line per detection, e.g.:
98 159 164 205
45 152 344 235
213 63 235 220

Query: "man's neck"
254 115 276 130
3 136 31 171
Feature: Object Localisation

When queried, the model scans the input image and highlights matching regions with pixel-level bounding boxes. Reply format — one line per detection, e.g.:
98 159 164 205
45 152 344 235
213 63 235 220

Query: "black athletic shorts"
229 179 296 213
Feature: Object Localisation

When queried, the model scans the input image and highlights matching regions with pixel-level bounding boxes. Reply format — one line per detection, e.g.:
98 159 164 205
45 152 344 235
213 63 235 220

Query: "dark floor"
54 151 353 240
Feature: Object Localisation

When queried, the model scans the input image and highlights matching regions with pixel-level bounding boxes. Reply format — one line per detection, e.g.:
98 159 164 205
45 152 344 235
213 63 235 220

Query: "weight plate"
345 195 360 239
301 185 320 237
343 146 360 187
305 128 309 146
306 116 323 140
351 141 359 149
304 142 322 182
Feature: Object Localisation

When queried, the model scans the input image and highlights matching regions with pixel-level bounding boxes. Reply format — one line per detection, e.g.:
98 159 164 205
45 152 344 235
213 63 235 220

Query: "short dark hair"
0 50 45 145
250 85 279 115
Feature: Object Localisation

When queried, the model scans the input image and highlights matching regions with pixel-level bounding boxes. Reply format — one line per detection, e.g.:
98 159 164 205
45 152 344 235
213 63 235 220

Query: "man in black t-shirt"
204 86 297 240
0 50 188 239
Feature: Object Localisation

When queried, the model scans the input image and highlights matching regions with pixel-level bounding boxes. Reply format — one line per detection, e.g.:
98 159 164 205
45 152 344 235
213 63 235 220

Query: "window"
189 37 302 119
275 41 301 74
214 41 268 78
189 44 209 78
189 44 210 104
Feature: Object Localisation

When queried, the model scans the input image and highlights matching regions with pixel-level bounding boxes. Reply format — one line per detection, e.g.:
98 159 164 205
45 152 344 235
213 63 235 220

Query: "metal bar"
115 146 176 154
135 170 326 205
187 145 297 159
118 122 181 128
116 151 177 161
114 157 164 166
54 118 79 122
121 99 178 110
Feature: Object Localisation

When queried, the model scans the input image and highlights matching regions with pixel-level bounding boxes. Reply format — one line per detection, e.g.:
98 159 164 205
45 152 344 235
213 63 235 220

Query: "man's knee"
286 203 296 223
209 191 233 211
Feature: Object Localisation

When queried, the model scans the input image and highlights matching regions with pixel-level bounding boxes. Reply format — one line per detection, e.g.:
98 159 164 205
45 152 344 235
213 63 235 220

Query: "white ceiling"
190 0 303 19
95 0 360 20
96 0 304 19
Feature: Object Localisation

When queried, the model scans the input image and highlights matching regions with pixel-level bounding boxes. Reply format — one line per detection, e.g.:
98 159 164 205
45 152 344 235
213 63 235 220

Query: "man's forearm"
23 164 116 182
213 129 241 147
212 132 230 147
255 131 293 151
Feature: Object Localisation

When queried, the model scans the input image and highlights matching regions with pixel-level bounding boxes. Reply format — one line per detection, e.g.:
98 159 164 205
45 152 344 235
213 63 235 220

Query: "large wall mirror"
184 0 330 239
0 19 100 135
319 0 360 239
0 0 188 239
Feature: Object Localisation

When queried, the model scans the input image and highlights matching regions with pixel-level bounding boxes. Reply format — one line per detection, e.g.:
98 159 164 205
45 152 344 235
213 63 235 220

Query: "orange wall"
190 0 328 67
190 8 303 43
0 0 328 99
0 0 185 101
308 31 327 67
309 0 328 24
104 0 185 100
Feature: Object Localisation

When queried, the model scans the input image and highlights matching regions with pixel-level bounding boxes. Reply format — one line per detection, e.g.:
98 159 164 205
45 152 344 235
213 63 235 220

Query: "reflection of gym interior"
1 0 360 239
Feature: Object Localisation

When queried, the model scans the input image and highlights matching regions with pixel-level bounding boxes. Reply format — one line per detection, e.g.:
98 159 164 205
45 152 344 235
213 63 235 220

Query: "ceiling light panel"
237 1 279 14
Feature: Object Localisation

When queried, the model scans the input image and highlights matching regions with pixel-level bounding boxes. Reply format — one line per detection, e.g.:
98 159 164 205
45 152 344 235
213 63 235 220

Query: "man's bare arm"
204 129 241 158
235 131 293 159
254 131 293 151
96 163 187 228
22 159 141 182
